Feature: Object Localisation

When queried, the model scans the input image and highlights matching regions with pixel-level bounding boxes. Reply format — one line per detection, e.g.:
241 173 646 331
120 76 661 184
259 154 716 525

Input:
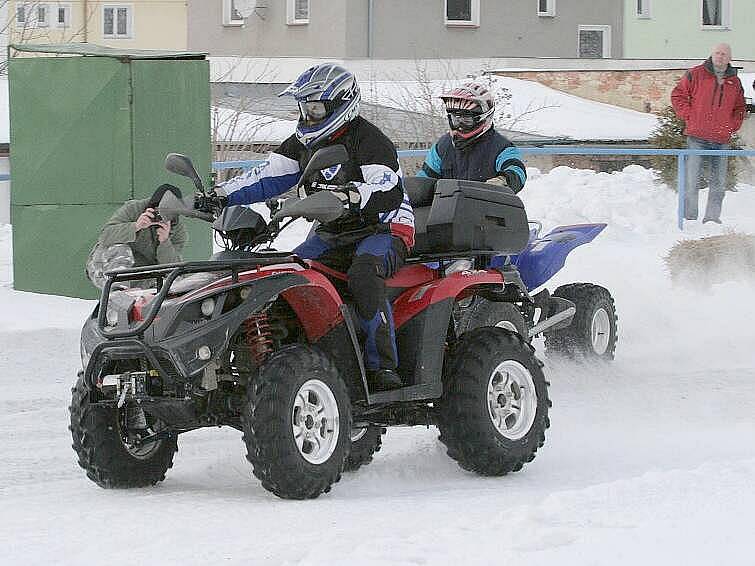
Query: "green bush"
648 105 741 191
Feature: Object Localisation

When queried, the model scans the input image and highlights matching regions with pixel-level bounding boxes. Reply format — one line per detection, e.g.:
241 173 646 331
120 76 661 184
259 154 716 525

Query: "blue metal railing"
213 147 755 230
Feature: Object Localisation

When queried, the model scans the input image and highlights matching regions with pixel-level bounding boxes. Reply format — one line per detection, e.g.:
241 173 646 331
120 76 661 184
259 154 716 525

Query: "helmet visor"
298 100 330 125
447 110 482 133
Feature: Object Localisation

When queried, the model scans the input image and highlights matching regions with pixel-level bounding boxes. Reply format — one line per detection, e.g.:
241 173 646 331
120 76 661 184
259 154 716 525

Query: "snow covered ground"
1 166 754 565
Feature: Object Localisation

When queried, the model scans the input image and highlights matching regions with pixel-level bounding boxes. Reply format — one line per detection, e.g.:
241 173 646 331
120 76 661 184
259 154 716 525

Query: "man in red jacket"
671 43 746 224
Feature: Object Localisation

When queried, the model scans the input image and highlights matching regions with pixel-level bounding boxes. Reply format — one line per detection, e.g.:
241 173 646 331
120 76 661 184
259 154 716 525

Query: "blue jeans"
685 136 728 221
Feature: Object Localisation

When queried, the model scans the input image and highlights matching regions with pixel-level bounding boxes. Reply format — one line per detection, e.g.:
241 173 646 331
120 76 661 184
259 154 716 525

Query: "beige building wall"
7 1 187 50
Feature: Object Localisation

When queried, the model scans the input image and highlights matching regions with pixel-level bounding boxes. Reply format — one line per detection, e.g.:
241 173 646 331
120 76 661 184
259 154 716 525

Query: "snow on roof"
212 106 295 144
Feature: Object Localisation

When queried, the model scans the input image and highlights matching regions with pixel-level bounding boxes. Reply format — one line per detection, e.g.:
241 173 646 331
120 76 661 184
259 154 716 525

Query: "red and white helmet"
439 81 495 145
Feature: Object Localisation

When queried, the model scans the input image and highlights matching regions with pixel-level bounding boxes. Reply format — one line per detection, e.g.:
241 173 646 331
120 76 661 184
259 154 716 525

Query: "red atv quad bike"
70 146 559 499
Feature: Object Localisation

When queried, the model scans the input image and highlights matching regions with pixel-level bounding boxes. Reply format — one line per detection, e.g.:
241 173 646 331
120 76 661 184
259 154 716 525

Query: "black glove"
194 192 227 213
310 182 361 214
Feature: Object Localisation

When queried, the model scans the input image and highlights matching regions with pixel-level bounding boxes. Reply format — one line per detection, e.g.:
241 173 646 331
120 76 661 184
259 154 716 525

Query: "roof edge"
9 42 207 60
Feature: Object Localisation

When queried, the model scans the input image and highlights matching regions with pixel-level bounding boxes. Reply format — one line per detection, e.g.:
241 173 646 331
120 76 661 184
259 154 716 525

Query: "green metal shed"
8 43 213 299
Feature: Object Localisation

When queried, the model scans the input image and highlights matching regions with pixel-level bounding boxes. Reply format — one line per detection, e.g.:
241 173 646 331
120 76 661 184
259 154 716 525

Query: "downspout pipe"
367 0 373 58
83 0 89 42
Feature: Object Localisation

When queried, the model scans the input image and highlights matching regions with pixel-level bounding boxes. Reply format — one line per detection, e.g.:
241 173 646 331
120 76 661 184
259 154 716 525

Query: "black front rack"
98 254 306 339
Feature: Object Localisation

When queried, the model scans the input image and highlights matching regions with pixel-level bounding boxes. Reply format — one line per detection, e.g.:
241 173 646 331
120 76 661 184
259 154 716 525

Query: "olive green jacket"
96 198 188 266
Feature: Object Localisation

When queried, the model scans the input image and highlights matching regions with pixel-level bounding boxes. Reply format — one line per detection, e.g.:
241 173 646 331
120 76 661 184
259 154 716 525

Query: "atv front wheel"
437 327 550 476
69 373 177 488
456 298 528 339
242 345 351 499
544 283 618 361
344 425 385 472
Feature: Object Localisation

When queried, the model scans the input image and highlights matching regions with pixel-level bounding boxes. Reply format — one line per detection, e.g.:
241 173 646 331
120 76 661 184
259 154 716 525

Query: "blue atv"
406 177 618 362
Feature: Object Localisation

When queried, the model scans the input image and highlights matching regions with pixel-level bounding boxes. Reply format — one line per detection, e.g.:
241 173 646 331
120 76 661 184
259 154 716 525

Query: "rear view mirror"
165 153 204 193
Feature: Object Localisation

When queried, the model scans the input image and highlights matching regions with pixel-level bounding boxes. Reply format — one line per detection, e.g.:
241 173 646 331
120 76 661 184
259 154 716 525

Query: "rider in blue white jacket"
218 64 414 392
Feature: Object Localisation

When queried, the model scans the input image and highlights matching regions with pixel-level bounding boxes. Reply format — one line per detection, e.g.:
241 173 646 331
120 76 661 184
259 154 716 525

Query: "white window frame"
287 0 310 25
577 25 612 58
700 0 731 29
55 4 72 28
102 5 133 39
444 0 480 28
537 0 556 18
36 4 50 27
636 0 651 19
223 0 245 26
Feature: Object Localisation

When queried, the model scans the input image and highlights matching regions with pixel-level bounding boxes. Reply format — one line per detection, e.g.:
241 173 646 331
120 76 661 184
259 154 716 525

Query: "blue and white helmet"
280 64 361 148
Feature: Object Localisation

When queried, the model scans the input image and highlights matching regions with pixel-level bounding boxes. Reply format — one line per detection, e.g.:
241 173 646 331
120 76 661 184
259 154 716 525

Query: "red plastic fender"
392 269 505 329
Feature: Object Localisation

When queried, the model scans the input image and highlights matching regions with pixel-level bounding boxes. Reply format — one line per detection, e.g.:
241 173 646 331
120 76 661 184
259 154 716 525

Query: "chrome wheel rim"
495 320 519 333
292 379 340 464
119 406 163 459
487 360 537 440
591 307 611 355
350 427 368 442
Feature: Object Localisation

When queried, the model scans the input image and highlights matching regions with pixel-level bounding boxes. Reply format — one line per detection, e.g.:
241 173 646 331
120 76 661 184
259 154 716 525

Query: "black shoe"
684 215 698 221
702 217 722 224
367 369 403 392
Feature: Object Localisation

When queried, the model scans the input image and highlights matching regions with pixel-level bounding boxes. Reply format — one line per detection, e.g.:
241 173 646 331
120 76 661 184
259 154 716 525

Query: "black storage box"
424 179 529 254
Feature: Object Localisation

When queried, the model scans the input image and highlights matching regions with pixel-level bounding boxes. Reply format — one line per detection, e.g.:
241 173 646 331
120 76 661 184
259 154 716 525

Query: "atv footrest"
368 382 442 405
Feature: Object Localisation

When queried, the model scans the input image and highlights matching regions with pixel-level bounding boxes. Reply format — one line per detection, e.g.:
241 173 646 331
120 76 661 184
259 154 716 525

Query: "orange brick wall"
493 69 689 114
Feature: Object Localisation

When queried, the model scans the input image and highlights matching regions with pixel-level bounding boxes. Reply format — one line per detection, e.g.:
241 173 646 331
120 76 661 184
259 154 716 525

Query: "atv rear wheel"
69 373 177 488
544 283 618 361
437 327 549 476
242 345 351 499
344 425 385 472
456 298 528 339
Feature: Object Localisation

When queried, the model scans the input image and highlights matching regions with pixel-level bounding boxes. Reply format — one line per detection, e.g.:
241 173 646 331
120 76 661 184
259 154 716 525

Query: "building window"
56 5 71 28
701 0 730 28
287 0 310 24
103 5 132 38
223 0 245 26
636 0 651 18
16 4 27 29
578 25 611 58
445 0 480 27
36 4 49 27
538 0 556 17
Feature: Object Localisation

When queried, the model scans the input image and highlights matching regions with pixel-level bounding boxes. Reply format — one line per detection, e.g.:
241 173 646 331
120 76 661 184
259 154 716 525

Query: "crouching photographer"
86 184 188 289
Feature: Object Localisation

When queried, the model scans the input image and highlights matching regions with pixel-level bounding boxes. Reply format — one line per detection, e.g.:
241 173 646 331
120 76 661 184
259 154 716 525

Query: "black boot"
367 369 403 392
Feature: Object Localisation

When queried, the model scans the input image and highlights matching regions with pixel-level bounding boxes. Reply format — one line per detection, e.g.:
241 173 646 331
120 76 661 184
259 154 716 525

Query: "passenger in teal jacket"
418 81 526 193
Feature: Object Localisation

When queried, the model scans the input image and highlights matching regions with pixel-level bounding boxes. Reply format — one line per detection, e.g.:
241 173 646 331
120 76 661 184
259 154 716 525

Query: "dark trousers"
294 233 407 370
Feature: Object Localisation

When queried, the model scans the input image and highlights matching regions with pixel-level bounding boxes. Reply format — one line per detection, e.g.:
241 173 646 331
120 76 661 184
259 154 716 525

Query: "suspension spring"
244 313 273 365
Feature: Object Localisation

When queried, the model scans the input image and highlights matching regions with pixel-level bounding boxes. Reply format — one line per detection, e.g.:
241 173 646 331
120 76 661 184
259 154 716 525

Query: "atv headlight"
201 297 216 317
105 307 119 327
